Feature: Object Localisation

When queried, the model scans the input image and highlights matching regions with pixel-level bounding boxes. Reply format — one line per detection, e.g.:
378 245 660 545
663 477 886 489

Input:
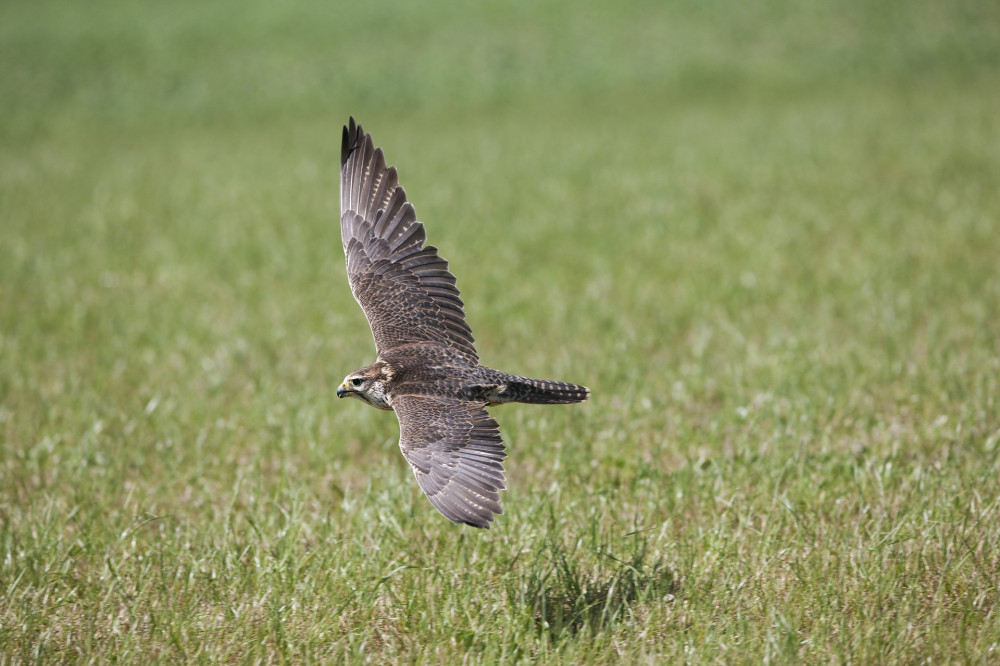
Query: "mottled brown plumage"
336 117 589 528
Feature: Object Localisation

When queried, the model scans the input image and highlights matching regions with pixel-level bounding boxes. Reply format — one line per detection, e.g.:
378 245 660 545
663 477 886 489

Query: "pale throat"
365 381 392 410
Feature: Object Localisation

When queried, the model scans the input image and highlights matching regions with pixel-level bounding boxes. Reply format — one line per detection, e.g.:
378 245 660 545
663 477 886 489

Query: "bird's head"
337 362 394 410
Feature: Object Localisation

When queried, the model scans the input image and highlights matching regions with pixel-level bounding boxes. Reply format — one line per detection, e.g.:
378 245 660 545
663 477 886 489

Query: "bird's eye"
351 377 363 387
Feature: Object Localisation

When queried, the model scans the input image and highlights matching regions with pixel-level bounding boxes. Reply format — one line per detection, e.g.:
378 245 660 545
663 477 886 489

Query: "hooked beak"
337 385 348 398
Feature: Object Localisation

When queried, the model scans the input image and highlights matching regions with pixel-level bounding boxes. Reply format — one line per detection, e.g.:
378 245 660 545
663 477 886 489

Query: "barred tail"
498 376 591 405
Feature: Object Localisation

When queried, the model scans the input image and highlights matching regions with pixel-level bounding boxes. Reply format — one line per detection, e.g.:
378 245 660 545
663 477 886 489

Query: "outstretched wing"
340 118 478 361
393 394 506 528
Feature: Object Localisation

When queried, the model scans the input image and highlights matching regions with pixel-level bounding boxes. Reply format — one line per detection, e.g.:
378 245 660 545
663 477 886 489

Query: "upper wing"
393 394 507 528
340 118 478 361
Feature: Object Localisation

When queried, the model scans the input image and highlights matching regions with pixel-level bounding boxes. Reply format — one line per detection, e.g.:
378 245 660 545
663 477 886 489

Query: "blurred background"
4 0 998 459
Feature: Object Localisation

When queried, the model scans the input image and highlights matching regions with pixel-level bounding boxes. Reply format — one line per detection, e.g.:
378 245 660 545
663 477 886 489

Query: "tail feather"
492 376 590 405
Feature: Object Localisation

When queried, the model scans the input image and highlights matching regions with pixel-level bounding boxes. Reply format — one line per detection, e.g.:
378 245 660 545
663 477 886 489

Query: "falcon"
336 117 590 529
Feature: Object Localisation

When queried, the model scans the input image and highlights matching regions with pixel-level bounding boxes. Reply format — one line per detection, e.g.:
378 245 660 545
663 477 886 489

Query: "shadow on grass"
509 533 677 638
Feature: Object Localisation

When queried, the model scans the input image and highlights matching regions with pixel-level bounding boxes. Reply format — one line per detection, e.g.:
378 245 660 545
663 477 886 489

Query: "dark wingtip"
341 116 362 168
341 124 349 167
464 518 493 529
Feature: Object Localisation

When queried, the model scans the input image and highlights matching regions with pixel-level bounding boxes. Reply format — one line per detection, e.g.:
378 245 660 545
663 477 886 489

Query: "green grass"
3 0 1000 662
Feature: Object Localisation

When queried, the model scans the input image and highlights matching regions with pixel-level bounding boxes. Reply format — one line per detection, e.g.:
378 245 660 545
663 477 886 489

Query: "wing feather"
340 118 478 360
393 394 506 529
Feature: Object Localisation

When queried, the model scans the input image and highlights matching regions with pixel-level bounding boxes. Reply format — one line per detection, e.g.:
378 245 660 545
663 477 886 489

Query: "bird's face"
337 364 393 410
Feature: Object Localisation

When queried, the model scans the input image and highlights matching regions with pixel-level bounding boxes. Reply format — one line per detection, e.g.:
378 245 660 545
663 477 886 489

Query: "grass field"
3 0 1000 662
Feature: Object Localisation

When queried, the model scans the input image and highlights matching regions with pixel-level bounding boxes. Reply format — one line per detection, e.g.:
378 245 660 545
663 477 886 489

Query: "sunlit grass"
2 0 999 662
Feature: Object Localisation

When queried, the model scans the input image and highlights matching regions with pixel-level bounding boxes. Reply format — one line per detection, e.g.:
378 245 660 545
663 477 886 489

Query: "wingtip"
464 511 500 529
342 116 364 167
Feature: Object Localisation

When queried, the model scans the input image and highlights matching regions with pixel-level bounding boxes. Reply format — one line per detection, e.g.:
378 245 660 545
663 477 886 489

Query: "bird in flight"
336 118 589 528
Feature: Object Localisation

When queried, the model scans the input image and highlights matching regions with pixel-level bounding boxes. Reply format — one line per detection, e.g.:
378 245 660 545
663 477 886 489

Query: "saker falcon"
337 117 589 528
